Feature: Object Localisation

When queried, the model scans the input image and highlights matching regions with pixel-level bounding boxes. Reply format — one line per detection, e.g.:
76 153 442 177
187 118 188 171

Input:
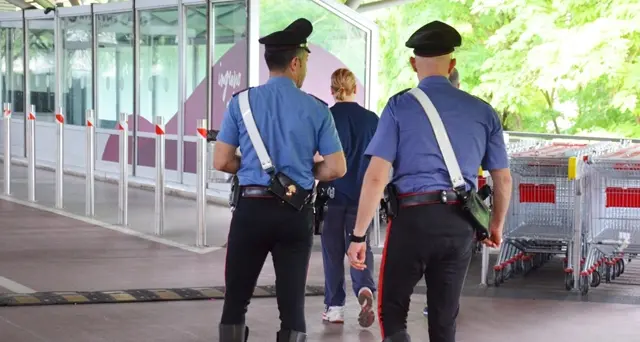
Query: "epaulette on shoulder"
390 88 411 99
307 93 328 106
231 87 253 98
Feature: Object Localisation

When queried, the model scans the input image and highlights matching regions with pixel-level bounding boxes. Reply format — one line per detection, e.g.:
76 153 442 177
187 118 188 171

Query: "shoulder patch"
231 87 253 98
307 93 328 106
390 88 411 99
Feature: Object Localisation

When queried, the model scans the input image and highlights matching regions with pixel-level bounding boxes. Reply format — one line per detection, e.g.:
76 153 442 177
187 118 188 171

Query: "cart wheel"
493 270 502 287
605 265 612 283
591 270 601 288
611 262 617 280
580 275 589 295
564 272 574 291
619 259 625 275
522 261 533 277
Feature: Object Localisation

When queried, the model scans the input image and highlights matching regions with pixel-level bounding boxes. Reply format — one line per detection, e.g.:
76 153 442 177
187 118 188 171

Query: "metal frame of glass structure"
0 0 378 189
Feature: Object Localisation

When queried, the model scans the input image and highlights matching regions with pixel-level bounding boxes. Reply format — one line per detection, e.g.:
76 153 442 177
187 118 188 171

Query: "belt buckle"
439 190 448 204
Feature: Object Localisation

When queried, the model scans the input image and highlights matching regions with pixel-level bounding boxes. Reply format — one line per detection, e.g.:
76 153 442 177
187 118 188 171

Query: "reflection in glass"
138 7 179 175
96 12 133 129
260 0 367 104
185 5 206 106
0 22 24 116
139 8 179 128
61 15 92 126
28 19 55 122
182 2 247 176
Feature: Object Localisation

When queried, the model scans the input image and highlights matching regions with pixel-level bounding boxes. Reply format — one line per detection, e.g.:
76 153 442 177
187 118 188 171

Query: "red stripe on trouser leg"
377 219 393 339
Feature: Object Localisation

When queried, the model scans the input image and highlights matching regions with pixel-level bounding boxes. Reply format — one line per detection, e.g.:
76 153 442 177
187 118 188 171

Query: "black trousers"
220 196 314 333
378 204 473 342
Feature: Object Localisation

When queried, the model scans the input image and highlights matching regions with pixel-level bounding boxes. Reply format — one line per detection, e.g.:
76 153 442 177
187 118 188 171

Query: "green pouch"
460 189 491 241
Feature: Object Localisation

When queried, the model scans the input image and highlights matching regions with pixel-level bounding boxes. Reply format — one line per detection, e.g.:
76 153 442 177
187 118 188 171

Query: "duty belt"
241 186 275 198
240 186 314 203
398 190 460 208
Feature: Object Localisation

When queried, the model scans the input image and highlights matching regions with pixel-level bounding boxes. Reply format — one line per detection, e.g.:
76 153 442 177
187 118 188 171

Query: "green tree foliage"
371 0 640 136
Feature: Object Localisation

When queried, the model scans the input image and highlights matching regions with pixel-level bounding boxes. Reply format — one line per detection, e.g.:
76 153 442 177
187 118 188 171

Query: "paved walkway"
1 295 638 341
1 198 640 341
0 162 387 253
0 162 234 251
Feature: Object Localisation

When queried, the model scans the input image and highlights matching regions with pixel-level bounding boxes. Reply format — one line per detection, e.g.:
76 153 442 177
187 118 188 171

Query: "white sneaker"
322 306 345 324
357 287 375 328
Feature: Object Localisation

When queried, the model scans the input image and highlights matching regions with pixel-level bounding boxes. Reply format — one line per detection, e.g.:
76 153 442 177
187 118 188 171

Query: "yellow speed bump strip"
0 285 325 307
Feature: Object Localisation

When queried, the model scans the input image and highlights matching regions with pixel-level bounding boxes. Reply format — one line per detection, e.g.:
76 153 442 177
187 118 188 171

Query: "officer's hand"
347 242 367 271
482 224 503 248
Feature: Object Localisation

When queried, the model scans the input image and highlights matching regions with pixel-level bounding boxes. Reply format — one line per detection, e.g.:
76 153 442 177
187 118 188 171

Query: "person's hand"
481 223 503 248
347 242 367 271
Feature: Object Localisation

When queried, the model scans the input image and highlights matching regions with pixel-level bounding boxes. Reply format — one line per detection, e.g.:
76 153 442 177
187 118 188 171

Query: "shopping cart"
493 141 619 288
477 139 544 286
580 141 640 294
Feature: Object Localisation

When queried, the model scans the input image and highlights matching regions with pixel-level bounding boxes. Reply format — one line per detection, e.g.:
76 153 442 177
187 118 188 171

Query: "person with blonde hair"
320 68 379 328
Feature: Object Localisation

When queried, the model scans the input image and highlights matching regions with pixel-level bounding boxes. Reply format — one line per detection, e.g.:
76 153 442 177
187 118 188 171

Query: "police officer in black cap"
347 21 512 342
214 18 346 342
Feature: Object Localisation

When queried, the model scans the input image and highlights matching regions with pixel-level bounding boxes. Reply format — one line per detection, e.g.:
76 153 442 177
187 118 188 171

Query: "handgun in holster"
267 170 312 211
477 184 492 201
313 182 335 235
229 175 240 212
380 183 399 219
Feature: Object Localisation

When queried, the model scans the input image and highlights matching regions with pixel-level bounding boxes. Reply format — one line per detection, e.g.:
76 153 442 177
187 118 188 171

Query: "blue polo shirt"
365 76 509 194
217 76 343 190
328 102 379 206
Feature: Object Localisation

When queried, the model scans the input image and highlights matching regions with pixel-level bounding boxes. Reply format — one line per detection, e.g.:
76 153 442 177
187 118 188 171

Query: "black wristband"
349 234 366 243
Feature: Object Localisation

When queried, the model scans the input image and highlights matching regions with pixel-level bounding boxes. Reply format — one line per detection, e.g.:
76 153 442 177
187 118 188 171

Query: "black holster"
381 183 399 219
267 171 312 211
456 184 493 241
313 182 335 235
229 175 240 211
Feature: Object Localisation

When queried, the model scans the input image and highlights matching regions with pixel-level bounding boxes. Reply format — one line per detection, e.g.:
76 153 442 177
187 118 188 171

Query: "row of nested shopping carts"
488 139 640 295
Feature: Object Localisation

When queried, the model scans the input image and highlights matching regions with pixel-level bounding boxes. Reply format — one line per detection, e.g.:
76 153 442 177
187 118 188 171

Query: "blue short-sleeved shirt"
365 76 509 194
217 76 343 190
328 102 379 206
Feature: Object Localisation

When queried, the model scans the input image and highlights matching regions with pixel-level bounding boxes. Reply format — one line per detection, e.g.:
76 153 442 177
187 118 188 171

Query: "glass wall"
0 18 24 156
259 0 368 108
96 12 134 130
183 1 247 177
137 6 179 179
1 0 375 188
27 19 56 122
0 21 24 117
61 15 92 126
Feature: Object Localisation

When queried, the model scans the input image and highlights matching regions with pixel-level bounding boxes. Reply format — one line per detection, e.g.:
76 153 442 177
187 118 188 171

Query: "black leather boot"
219 324 249 342
382 330 411 342
276 330 307 342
